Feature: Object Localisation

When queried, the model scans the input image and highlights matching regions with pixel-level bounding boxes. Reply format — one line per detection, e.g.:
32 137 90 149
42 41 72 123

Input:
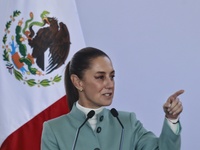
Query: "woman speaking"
41 47 184 150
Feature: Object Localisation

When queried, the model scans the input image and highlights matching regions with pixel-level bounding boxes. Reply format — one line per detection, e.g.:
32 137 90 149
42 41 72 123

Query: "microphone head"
87 110 95 119
110 108 118 117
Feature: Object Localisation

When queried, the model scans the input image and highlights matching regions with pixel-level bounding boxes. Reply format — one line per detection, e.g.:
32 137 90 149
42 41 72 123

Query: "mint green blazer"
41 105 181 150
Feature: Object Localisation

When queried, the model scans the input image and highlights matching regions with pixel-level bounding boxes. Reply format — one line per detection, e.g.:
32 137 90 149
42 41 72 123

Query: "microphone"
72 110 95 150
110 108 124 150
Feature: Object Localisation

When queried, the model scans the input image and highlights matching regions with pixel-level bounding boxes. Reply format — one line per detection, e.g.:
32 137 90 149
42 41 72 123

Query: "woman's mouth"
103 93 112 97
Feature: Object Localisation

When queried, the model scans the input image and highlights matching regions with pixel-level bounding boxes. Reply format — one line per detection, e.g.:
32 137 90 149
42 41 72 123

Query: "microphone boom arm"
72 110 95 150
110 108 124 150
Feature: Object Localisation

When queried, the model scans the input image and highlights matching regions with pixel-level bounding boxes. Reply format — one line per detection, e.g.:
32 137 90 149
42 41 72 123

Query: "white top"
76 101 103 130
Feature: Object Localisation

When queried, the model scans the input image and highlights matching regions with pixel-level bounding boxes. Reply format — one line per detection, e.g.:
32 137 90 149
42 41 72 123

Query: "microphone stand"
111 108 124 150
72 110 95 150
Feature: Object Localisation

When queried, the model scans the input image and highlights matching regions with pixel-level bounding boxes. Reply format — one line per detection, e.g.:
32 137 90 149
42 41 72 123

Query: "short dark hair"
64 47 110 110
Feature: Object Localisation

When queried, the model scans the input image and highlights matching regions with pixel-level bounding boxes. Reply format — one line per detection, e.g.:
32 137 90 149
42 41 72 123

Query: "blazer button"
94 148 100 150
96 127 102 133
99 115 104 122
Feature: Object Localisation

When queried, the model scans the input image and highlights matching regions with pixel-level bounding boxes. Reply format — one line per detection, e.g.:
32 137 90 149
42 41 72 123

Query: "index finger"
170 89 185 99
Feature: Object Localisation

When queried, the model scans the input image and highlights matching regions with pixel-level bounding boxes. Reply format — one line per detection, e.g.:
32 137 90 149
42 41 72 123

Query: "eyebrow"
96 70 115 74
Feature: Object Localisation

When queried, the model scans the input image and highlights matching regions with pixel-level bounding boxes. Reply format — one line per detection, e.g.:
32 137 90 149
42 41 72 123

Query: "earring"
79 88 83 92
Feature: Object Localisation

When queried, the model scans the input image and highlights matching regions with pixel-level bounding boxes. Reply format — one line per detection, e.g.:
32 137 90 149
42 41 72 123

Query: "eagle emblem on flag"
2 10 71 87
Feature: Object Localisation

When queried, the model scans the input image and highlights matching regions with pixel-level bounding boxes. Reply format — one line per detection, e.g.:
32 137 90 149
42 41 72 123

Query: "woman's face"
78 56 115 109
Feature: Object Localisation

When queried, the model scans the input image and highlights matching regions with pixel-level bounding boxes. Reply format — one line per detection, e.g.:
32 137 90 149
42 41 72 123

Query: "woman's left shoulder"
118 110 136 118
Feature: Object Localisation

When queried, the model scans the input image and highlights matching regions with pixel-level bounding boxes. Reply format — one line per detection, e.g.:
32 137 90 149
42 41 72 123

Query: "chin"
103 100 113 106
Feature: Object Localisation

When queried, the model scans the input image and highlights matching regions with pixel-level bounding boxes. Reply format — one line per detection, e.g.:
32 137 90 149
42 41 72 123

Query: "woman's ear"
70 74 83 92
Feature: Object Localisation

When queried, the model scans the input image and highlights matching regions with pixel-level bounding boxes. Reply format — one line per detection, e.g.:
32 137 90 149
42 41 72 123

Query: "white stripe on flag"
0 0 85 146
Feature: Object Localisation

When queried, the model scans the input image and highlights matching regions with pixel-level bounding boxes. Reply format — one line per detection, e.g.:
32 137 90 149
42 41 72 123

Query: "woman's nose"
105 78 114 89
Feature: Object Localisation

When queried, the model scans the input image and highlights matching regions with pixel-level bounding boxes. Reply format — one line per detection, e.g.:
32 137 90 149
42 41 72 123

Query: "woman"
41 47 184 150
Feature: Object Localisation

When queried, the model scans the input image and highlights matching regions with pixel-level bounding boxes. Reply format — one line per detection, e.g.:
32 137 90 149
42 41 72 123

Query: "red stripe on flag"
0 96 69 150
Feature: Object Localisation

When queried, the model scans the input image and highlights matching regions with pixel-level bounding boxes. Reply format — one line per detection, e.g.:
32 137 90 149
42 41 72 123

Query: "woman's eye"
95 76 104 80
110 75 115 80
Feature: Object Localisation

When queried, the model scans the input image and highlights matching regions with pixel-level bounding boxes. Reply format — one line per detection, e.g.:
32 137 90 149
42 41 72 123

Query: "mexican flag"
0 0 85 149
